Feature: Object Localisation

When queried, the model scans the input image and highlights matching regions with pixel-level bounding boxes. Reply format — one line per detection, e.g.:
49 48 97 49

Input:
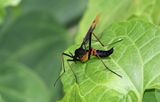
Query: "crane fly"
54 15 122 86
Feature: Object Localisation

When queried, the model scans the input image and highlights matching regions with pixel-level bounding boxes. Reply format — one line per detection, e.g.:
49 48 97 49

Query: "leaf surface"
76 0 160 42
0 62 49 102
0 0 21 24
60 20 160 102
0 11 68 102
19 0 87 25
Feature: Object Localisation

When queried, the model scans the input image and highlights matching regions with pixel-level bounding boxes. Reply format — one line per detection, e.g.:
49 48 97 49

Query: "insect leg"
63 52 73 58
88 32 92 60
92 33 105 46
96 55 122 78
92 33 123 47
105 38 123 47
54 53 76 86
66 59 78 83
54 53 67 86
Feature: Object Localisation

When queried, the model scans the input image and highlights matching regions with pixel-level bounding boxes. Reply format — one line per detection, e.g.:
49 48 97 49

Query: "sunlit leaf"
60 19 160 102
76 0 160 42
0 0 21 24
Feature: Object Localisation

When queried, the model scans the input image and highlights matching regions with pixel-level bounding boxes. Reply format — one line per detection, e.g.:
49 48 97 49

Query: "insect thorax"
74 47 87 59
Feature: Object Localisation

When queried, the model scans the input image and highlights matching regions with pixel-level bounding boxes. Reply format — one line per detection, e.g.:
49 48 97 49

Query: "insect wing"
80 15 100 47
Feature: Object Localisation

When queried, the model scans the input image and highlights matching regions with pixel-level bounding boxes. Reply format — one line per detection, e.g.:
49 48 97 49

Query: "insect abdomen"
96 48 114 57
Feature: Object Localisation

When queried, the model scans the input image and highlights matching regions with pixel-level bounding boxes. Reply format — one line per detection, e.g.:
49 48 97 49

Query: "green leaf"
0 11 68 101
0 62 49 102
143 91 158 102
76 0 160 42
150 0 160 25
0 0 21 7
60 20 160 102
59 84 85 102
0 0 21 24
155 90 160 102
19 0 87 25
143 90 160 102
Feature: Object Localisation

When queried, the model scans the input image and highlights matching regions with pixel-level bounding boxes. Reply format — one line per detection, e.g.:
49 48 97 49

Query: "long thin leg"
96 55 122 78
54 53 77 86
66 60 78 83
92 33 123 47
88 32 92 60
105 38 123 47
63 52 73 58
54 53 66 86
92 33 104 46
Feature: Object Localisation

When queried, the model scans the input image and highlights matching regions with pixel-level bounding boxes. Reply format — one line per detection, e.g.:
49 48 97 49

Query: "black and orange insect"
54 15 122 86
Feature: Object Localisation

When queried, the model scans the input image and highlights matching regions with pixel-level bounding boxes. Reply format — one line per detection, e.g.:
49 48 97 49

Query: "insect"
54 15 122 86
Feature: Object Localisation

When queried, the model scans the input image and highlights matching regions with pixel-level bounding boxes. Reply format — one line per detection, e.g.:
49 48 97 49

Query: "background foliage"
0 0 86 102
0 0 160 102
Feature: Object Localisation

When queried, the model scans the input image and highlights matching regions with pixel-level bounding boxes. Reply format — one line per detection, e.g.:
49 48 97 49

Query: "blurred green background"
2 0 160 102
0 0 87 102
